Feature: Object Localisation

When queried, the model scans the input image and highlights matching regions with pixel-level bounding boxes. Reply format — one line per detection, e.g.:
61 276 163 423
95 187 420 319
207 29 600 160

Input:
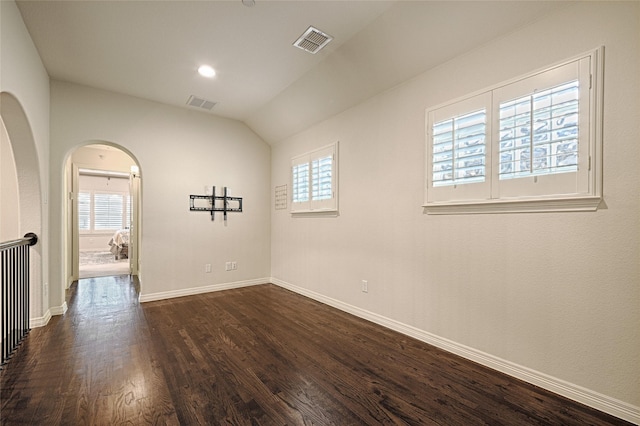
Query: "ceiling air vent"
186 95 217 111
293 26 333 54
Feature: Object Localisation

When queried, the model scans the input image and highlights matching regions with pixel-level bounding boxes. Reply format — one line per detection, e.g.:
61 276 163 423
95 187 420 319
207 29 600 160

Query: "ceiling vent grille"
186 95 217 111
293 26 333 54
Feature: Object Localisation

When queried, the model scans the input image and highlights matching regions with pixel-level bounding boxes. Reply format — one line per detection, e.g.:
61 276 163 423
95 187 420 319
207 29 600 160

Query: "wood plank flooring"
0 277 632 425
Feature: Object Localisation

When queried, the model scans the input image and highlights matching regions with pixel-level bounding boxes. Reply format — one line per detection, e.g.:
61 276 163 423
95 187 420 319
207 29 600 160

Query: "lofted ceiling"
16 0 564 144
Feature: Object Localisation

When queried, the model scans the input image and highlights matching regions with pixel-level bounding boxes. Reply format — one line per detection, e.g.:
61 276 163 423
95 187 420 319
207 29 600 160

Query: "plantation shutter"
78 192 91 230
292 162 310 204
311 154 333 201
492 57 590 199
291 142 338 213
94 193 124 230
426 92 492 203
432 109 487 187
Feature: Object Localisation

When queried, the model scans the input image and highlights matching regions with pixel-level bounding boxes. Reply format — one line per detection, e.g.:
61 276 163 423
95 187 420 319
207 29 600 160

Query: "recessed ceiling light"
198 65 216 78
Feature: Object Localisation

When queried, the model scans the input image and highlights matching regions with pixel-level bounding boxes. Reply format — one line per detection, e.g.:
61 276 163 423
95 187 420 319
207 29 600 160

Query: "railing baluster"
0 233 37 369
2 250 6 364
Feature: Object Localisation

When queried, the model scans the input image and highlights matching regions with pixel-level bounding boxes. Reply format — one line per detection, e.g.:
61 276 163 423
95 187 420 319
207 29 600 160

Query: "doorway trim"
63 142 142 289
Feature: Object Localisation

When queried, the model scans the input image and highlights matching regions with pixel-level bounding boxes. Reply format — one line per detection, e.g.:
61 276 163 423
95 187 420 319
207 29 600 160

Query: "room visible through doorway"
70 144 140 280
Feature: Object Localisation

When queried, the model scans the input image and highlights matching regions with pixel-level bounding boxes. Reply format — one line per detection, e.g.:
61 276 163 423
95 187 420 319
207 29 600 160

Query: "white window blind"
79 191 128 232
427 92 492 203
78 192 91 231
311 155 333 200
432 109 487 187
291 142 338 213
94 193 124 230
292 163 310 203
498 80 579 180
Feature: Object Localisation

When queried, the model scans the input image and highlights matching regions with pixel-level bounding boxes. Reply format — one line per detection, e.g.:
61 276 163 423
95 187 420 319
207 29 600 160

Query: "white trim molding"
29 309 52 328
270 277 639 425
139 278 270 303
424 195 602 215
50 301 68 316
30 301 69 328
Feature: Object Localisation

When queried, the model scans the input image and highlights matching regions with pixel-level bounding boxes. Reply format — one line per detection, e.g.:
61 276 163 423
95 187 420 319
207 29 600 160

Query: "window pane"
311 155 332 201
499 80 579 180
292 163 309 203
432 110 486 187
78 192 91 230
94 193 124 230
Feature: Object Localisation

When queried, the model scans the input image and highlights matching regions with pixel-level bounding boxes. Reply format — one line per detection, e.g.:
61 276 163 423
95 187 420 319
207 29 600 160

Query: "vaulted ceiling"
16 0 564 144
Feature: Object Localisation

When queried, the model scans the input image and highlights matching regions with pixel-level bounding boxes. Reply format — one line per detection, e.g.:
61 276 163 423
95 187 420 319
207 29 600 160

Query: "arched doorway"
0 92 45 320
64 142 141 284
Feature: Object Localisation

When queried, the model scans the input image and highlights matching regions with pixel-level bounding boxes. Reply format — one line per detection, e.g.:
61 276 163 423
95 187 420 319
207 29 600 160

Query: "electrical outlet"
231 261 237 270
44 282 48 297
361 280 368 293
205 263 212 273
225 262 232 271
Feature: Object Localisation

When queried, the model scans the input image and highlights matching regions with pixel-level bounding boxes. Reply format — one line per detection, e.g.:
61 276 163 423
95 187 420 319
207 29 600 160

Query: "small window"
291 142 338 213
425 47 603 214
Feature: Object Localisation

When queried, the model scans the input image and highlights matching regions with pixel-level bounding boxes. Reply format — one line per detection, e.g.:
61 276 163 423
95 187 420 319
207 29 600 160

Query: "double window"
291 142 338 213
425 48 603 214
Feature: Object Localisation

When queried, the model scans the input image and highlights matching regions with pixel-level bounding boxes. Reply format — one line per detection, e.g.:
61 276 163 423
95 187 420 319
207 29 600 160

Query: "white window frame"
291 142 338 214
424 47 604 214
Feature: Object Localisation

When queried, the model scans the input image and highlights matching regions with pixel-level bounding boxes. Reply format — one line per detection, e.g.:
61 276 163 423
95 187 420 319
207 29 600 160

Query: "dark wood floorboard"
0 278 632 425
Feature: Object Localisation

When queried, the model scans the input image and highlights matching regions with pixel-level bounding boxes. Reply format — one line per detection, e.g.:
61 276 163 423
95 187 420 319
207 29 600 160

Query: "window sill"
291 209 339 217
423 195 602 215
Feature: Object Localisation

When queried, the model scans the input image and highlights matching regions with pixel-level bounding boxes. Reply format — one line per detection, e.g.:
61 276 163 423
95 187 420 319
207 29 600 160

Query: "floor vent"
293 26 333 54
186 95 217 111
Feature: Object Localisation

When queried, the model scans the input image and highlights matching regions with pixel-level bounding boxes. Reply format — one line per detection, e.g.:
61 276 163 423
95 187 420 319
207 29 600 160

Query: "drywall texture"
271 2 639 411
1 0 50 318
50 82 271 305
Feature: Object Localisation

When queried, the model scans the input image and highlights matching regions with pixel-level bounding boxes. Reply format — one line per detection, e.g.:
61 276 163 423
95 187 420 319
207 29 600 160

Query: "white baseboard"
30 309 52 328
51 302 68 316
271 277 639 425
139 278 270 303
29 301 68 329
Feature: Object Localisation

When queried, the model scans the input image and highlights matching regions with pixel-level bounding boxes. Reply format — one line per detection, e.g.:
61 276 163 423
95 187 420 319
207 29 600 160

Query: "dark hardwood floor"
0 277 632 425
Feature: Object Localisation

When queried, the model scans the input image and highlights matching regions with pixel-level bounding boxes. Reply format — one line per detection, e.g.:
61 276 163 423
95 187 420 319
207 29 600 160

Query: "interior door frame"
70 163 80 283
129 171 140 276
68 158 141 284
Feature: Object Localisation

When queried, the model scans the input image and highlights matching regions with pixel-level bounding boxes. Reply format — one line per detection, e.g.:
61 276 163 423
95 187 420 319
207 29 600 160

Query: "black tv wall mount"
189 186 243 221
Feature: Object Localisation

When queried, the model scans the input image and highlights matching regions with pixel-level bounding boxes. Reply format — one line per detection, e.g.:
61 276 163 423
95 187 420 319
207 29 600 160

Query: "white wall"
271 1 639 419
0 119 20 240
50 81 271 303
0 0 50 320
72 145 137 174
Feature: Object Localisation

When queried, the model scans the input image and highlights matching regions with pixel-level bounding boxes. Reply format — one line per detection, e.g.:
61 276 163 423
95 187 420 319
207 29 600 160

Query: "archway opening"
0 92 45 320
64 142 141 285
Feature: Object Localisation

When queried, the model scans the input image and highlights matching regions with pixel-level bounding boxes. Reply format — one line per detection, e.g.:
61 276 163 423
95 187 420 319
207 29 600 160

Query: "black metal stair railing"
0 232 38 368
